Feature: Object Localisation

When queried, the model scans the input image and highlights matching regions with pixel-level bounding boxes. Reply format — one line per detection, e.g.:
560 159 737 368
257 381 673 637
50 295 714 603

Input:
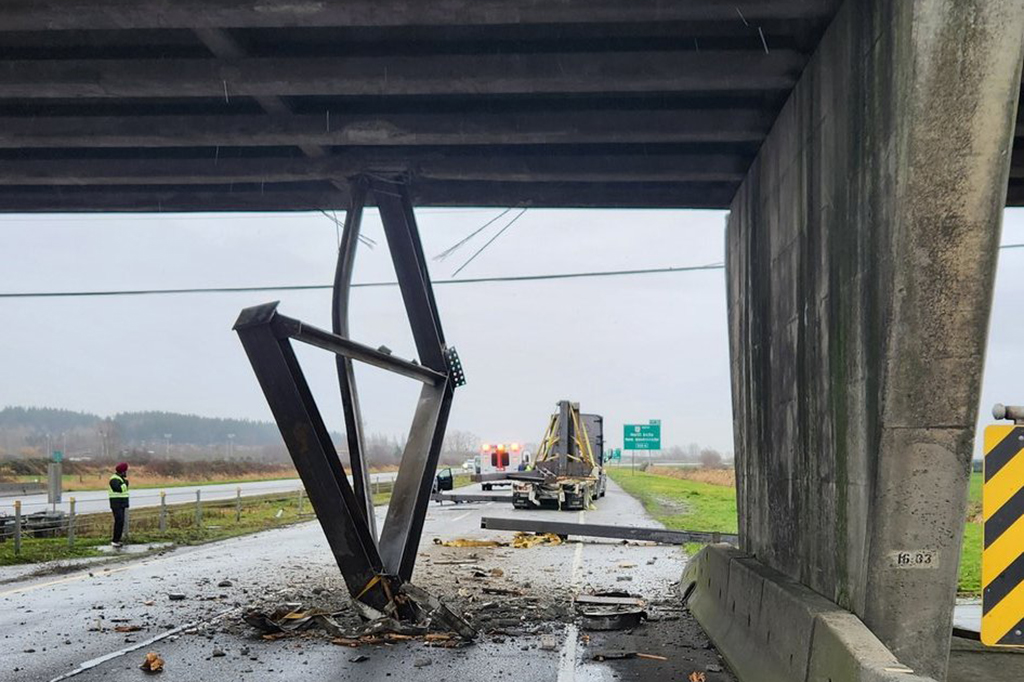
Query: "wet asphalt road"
1 479 731 682
8 472 399 516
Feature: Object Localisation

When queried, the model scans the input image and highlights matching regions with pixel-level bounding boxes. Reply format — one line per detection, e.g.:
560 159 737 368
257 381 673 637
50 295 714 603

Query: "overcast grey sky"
1 207 1022 457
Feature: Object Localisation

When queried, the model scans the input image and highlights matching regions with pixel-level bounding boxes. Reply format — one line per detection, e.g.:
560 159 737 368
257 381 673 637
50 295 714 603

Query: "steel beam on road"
480 517 738 545
235 175 466 620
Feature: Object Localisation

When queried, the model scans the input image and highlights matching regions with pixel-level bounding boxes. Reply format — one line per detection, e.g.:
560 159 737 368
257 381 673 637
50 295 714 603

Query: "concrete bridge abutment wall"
725 0 1023 678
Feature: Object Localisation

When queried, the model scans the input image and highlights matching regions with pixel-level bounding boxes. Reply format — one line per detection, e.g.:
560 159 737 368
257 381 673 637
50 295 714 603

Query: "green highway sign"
624 423 661 450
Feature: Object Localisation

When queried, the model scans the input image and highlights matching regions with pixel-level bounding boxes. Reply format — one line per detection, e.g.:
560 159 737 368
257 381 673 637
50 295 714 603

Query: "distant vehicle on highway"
511 401 606 510
462 458 476 471
475 442 524 489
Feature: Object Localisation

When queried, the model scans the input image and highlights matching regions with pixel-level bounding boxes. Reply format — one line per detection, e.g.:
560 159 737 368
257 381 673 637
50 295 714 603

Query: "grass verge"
1 473 473 567
608 467 983 596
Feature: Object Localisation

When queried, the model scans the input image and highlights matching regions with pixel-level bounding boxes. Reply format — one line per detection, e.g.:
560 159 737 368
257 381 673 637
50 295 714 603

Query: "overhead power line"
433 207 513 262
0 263 725 299
1 243 1020 300
451 207 528 277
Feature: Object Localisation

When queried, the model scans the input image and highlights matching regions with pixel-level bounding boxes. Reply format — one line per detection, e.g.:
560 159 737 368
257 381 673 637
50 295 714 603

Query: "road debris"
211 648 226 657
349 654 369 663
331 637 361 647
217 579 233 587
167 593 186 601
243 586 476 646
139 652 164 673
592 651 636 661
575 591 647 631
433 538 506 548
592 651 668 662
482 587 521 596
114 625 142 633
689 672 707 682
511 532 563 549
637 653 668 661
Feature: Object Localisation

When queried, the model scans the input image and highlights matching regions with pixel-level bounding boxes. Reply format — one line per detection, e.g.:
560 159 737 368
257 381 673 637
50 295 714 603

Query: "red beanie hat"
116 462 128 474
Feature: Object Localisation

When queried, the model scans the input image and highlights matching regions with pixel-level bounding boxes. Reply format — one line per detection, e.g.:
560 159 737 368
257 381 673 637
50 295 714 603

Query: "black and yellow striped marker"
983 424 1024 647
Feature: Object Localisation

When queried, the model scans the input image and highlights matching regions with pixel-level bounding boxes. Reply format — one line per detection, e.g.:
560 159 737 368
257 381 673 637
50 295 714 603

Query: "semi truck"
509 400 606 510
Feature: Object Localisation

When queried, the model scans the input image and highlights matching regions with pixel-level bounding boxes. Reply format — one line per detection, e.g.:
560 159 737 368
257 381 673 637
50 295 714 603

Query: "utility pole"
164 433 171 458
228 433 235 459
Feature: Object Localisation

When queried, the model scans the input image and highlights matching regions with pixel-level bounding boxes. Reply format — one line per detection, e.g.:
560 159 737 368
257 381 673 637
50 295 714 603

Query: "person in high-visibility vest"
109 462 130 547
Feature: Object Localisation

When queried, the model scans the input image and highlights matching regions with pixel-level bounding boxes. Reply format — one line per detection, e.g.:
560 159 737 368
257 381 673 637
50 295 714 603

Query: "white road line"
48 607 237 682
0 564 132 597
451 511 471 523
557 510 587 682
556 623 580 682
570 510 586 588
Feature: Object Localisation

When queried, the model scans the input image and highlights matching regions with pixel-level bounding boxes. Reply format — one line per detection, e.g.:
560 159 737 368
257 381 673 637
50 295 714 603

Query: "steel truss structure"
234 176 467 626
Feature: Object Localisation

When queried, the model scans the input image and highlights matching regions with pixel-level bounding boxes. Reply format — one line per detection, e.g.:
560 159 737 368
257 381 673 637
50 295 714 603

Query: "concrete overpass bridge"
1 2 1022 680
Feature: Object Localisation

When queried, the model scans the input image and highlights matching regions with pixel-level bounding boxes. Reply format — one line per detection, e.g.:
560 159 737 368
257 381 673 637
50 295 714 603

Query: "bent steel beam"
333 180 375 536
235 176 465 614
233 303 400 615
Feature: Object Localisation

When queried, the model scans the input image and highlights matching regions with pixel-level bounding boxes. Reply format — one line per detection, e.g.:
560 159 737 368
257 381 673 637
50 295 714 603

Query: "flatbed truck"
509 400 606 511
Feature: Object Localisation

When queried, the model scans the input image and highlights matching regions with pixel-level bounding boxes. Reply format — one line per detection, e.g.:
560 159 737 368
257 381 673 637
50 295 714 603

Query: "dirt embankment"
645 467 735 487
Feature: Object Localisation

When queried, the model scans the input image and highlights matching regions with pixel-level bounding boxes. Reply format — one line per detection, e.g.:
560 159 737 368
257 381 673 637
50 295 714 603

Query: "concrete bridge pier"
717 1 1023 680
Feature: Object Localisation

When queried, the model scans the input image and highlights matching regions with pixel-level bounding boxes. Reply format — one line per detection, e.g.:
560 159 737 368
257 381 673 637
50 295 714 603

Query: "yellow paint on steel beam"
982 423 1024 647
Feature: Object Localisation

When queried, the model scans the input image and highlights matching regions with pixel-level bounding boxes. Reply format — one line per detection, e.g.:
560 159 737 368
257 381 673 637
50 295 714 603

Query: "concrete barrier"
681 545 936 682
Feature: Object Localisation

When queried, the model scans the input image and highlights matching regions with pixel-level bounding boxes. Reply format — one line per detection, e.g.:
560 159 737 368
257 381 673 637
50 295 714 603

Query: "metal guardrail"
0 479 398 557
0 481 46 498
